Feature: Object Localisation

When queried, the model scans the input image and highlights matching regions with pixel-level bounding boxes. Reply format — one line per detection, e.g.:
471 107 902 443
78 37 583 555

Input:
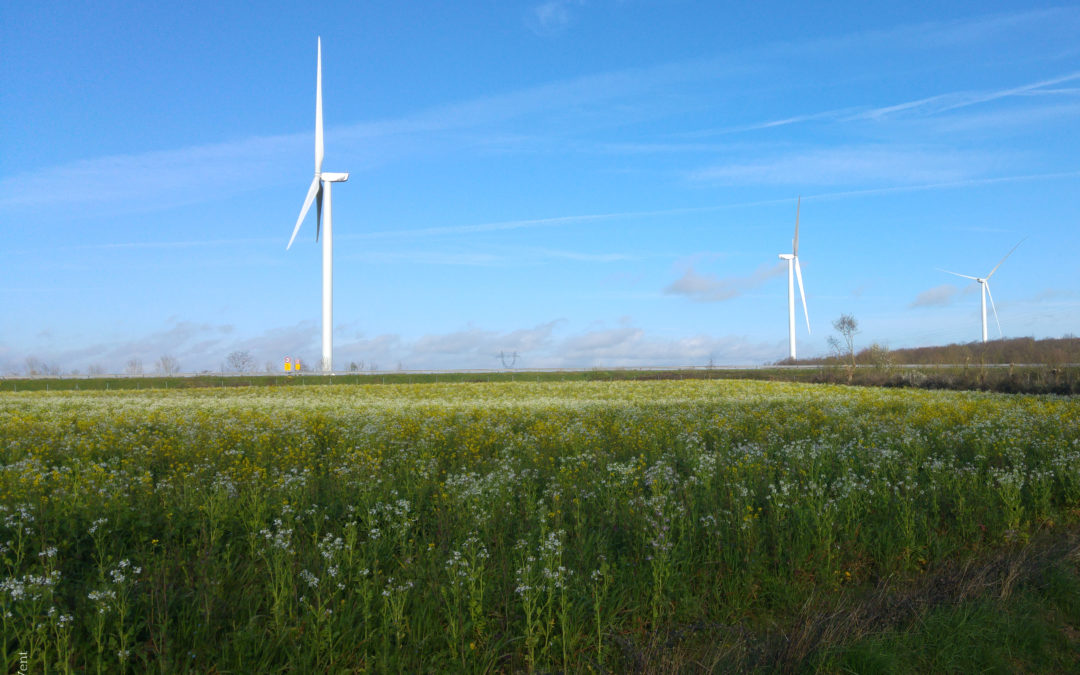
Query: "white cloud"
556 320 780 367
909 284 960 308
664 263 787 303
6 319 240 375
3 317 790 374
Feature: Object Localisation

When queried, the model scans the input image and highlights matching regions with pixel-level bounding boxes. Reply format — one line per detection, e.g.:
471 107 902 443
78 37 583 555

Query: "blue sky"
2 1 1078 373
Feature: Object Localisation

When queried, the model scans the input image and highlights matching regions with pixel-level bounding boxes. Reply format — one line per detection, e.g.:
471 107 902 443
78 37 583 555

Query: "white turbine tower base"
287 38 349 373
940 239 1023 344
778 197 810 361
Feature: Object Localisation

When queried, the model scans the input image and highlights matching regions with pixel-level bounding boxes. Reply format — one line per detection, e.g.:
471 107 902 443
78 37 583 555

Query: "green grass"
813 543 1080 674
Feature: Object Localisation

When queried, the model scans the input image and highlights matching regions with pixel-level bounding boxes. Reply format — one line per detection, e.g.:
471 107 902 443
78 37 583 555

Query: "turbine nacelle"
322 172 350 183
778 253 794 260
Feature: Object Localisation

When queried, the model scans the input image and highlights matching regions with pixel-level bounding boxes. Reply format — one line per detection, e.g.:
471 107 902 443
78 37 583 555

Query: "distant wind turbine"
778 197 810 361
939 239 1025 343
287 37 349 373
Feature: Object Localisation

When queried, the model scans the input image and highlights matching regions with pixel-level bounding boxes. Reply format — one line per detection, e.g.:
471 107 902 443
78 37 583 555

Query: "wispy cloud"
664 263 786 303
527 0 584 36
691 146 992 186
784 7 1080 60
850 70 1080 121
69 237 276 251
368 170 1079 241
16 170 1077 256
352 212 636 240
672 109 860 139
1 54 711 219
5 7 1078 221
345 250 505 267
0 134 303 214
909 284 960 308
1028 288 1080 303
938 71 1080 112
523 247 635 263
342 246 636 267
675 72 1080 141
921 101 1080 135
806 170 1080 202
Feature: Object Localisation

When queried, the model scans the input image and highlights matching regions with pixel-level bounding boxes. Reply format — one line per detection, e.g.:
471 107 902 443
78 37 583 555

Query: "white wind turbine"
778 197 810 361
940 239 1024 343
287 37 349 373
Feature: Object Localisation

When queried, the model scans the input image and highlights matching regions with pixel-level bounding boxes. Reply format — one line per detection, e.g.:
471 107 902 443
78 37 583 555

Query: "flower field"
2 380 1079 672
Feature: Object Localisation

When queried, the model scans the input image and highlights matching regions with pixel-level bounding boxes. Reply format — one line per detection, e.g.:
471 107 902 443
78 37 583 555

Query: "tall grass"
1 380 1078 671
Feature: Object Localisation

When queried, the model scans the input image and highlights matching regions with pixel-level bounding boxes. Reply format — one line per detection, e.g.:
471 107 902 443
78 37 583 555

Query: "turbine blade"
985 281 1003 338
792 196 800 256
315 37 324 175
937 268 979 281
287 176 321 250
986 237 1025 279
795 257 810 333
315 185 323 242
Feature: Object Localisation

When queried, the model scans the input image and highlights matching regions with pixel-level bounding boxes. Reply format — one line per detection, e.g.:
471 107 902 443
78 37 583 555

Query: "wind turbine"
287 37 349 373
940 239 1024 343
778 197 810 361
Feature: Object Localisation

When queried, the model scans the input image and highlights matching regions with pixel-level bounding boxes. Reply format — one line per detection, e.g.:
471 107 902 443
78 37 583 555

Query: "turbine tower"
287 37 349 373
778 197 810 361
940 239 1024 343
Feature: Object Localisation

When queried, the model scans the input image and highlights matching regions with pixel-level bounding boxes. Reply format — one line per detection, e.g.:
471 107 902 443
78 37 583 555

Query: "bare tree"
156 355 180 375
226 350 255 373
125 358 144 376
828 314 859 382
87 363 105 376
348 360 364 372
23 356 60 376
24 356 44 377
